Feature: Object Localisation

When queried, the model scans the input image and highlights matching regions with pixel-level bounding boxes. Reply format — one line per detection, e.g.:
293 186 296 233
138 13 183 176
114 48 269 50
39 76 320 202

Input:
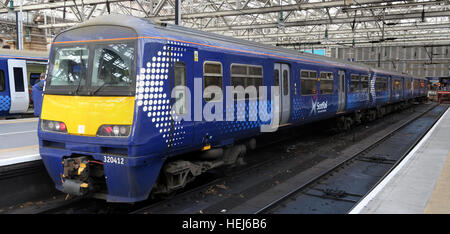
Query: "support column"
175 0 181 25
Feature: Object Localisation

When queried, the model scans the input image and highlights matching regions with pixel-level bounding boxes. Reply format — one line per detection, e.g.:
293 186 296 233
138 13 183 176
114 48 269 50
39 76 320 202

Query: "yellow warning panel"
41 95 135 136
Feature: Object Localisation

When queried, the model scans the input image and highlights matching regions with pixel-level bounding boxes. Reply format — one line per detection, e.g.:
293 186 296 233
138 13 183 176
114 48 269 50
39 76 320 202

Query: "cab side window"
173 62 187 114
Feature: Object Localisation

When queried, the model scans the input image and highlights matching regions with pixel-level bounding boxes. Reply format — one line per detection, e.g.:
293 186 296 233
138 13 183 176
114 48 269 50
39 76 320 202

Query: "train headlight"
41 120 68 133
97 125 131 137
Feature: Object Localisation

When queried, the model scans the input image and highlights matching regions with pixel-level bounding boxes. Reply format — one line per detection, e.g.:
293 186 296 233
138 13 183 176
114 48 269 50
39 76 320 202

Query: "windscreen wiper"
71 75 83 95
72 50 86 95
91 82 108 96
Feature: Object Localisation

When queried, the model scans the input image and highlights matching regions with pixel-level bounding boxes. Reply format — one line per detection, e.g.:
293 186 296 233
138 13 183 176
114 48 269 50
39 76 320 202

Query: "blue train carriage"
38 14 428 203
369 69 402 116
0 49 48 116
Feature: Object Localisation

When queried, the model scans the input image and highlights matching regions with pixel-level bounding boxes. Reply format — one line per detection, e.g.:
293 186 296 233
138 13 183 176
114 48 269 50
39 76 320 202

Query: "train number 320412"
103 156 125 165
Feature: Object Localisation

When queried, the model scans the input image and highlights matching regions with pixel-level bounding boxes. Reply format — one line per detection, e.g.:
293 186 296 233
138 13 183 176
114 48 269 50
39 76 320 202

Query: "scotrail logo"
310 98 328 115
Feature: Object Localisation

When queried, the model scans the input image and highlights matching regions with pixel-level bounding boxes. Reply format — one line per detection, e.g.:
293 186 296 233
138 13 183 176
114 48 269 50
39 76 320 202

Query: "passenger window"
376 77 387 92
406 79 411 90
230 64 263 99
283 70 288 96
173 62 187 115
319 72 334 95
203 62 223 101
0 70 5 91
361 75 369 92
350 74 360 93
300 70 317 95
13 67 25 92
393 79 402 91
413 80 419 89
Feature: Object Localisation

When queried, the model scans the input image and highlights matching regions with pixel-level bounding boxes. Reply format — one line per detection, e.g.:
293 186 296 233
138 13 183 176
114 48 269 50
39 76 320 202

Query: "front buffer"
40 146 165 203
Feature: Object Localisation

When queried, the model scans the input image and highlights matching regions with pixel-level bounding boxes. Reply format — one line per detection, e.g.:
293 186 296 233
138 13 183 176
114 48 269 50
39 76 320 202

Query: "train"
0 49 48 117
427 77 450 103
38 14 428 203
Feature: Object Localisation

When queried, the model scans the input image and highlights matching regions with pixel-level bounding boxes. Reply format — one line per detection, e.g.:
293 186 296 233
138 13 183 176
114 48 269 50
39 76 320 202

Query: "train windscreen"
45 42 135 96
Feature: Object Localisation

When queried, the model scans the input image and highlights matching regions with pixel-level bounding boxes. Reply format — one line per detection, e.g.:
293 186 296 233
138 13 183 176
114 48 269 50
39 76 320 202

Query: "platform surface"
0 118 40 166
350 106 450 214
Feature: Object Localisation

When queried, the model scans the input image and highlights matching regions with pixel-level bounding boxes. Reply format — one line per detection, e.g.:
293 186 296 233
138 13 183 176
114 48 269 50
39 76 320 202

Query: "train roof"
0 48 48 61
60 14 425 80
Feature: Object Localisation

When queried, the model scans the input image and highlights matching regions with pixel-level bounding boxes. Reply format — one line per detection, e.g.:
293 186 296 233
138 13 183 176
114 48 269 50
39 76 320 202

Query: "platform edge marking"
0 154 41 167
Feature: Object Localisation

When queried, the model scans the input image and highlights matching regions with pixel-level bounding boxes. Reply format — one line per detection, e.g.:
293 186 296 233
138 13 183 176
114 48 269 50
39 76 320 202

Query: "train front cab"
0 58 31 115
38 25 168 202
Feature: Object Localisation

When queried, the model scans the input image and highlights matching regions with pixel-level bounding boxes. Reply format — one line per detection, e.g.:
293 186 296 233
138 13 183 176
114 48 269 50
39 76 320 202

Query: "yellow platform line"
425 150 450 214
0 145 39 154
0 118 38 125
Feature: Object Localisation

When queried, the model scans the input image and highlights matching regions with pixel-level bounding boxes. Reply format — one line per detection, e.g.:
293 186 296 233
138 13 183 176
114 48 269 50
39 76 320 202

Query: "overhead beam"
269 35 450 46
268 32 450 43
0 0 129 13
153 0 168 16
233 23 450 40
201 9 450 32
279 39 450 49
295 40 450 49
150 0 445 21
36 9 450 31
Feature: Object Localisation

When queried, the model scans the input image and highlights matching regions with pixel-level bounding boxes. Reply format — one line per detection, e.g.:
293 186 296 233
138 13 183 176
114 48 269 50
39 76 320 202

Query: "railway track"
255 104 448 214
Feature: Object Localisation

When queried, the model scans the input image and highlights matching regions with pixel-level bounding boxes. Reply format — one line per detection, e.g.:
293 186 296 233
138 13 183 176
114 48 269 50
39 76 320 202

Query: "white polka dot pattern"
136 41 189 148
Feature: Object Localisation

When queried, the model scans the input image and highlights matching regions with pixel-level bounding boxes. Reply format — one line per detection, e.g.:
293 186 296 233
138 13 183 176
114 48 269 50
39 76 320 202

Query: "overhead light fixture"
8 0 14 13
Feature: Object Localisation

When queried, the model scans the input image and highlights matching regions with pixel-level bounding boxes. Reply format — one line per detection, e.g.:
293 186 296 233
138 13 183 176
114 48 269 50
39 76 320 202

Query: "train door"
273 64 281 125
388 76 392 103
274 63 290 125
0 66 8 114
7 59 29 114
401 77 405 99
337 70 346 113
368 73 374 105
167 45 195 150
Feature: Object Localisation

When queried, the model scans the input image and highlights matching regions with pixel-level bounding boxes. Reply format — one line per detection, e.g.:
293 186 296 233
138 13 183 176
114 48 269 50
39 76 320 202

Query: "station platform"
0 118 40 167
350 106 450 214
